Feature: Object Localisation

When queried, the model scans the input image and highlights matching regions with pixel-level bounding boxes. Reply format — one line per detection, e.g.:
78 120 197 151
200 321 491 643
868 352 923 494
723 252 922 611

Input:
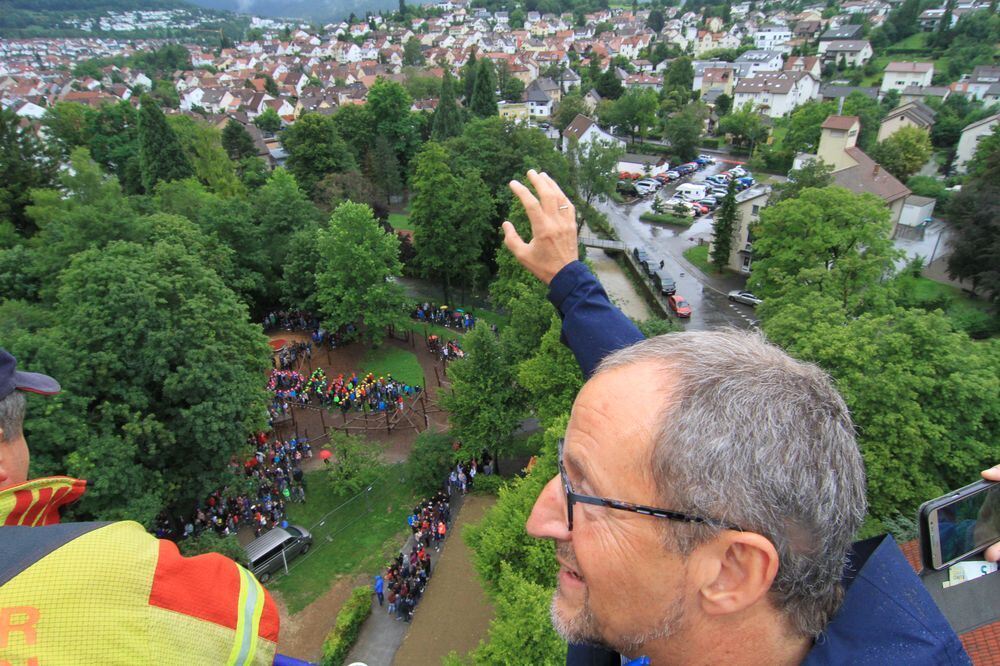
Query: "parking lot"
597 157 772 331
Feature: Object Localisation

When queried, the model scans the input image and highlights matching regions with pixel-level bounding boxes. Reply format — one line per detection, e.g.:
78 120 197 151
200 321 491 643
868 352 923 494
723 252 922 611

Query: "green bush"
699 137 720 149
470 473 507 495
639 212 692 226
321 586 373 666
177 532 248 567
580 203 617 238
406 428 457 495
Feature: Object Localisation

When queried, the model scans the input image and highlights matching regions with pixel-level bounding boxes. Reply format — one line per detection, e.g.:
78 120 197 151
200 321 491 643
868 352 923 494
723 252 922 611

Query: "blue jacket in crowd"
547 261 970 666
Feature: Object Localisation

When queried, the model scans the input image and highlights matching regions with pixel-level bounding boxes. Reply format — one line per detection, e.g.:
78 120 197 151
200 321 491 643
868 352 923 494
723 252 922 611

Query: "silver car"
728 290 763 307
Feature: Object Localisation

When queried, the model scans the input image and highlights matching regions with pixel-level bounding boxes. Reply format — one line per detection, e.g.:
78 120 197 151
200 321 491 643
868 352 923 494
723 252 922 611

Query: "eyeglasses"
557 438 744 532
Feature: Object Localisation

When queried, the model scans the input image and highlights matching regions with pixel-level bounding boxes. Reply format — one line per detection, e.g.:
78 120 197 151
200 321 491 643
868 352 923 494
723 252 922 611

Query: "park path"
343 492 497 666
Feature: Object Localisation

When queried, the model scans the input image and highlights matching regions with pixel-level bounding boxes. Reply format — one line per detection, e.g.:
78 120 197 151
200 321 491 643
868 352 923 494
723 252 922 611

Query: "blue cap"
0 348 61 400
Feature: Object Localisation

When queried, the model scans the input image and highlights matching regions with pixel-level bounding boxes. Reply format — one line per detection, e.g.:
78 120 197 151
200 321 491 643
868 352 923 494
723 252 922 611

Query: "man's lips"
557 558 584 581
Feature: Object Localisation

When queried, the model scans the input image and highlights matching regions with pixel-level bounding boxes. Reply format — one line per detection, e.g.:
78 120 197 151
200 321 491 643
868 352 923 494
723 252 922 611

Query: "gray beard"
549 577 686 656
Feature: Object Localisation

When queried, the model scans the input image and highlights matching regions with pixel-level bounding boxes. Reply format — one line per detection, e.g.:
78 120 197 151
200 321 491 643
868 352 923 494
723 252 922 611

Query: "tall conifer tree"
432 70 463 140
137 94 193 193
470 59 498 118
710 179 739 270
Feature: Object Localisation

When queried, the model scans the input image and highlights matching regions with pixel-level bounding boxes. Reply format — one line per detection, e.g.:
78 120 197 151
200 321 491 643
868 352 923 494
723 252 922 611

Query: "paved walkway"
344 490 469 666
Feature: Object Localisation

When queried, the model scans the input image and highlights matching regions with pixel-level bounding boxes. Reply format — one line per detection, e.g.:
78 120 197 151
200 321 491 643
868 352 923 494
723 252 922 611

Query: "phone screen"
931 484 1000 568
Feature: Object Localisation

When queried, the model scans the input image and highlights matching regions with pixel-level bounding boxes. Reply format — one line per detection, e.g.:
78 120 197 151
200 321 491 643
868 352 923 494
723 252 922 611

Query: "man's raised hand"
502 169 578 285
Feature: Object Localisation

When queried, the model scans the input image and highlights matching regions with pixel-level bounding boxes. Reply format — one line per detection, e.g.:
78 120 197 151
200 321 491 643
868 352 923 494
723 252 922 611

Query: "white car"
635 182 658 196
729 166 748 178
636 178 662 191
728 290 763 306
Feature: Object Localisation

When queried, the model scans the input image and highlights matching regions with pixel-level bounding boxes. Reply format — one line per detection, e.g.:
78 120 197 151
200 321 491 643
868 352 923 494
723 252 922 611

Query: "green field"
683 244 715 274
388 212 415 231
362 345 425 388
271 465 419 613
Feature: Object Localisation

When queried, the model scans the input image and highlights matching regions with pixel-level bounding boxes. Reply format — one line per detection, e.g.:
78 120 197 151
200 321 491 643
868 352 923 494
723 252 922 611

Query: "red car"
668 294 692 317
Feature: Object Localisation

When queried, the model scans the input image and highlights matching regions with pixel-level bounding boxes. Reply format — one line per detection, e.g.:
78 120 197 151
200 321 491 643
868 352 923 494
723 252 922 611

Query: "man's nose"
526 474 571 541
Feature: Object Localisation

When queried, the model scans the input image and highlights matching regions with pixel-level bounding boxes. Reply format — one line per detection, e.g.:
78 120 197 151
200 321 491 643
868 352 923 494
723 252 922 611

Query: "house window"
751 204 760 215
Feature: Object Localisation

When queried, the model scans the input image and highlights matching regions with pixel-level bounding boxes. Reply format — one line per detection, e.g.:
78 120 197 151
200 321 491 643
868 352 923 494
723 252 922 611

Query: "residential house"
794 20 822 39
964 65 1000 101
818 24 864 41
796 115 914 226
877 100 935 141
583 88 603 112
900 84 950 104
734 50 786 77
733 71 819 117
955 113 999 173
784 56 821 79
820 40 873 67
753 24 793 51
710 186 771 274
701 66 735 97
693 60 734 91
880 62 934 93
561 113 626 151
525 82 555 118
625 72 663 91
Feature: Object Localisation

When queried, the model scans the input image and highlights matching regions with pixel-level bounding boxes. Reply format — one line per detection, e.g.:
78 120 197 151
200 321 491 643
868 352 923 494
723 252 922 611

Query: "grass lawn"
272 465 419 613
910 276 993 315
684 245 716 275
388 212 415 231
362 345 425 387
640 212 693 227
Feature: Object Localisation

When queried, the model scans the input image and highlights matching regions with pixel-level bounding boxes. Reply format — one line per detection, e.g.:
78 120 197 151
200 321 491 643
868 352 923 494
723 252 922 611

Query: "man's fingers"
985 541 1000 563
509 179 543 220
980 464 1000 481
501 221 528 259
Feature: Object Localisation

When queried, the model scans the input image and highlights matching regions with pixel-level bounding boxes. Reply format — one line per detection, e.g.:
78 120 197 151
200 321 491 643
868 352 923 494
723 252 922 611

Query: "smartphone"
919 480 1000 571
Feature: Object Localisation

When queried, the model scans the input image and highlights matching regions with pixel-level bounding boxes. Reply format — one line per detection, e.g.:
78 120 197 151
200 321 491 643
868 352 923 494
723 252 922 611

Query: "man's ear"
691 532 779 616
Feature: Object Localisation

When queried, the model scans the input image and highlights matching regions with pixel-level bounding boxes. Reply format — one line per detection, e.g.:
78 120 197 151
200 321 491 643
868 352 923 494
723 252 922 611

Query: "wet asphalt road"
593 161 761 332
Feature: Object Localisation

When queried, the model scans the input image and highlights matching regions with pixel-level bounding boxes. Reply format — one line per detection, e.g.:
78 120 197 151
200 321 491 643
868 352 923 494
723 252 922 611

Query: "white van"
675 183 708 201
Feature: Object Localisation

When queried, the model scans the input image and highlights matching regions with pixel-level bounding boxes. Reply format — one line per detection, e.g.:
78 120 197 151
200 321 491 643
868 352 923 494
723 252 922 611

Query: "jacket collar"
0 476 87 527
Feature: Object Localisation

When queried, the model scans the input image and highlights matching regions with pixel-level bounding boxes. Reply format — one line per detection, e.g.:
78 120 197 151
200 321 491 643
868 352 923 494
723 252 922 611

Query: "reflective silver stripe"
235 567 259 665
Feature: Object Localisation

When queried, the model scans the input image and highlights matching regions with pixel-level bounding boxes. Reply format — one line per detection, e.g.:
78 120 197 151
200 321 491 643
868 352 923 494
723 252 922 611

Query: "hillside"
186 0 429 22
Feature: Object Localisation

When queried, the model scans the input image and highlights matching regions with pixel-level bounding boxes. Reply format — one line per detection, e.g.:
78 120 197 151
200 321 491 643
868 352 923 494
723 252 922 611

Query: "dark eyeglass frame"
557 438 744 532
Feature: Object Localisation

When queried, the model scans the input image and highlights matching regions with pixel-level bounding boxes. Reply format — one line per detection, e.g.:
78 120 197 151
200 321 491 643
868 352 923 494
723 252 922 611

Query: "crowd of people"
157 432 312 542
266 368 422 414
262 310 320 332
379 488 452 622
412 303 477 330
273 341 312 371
427 335 464 361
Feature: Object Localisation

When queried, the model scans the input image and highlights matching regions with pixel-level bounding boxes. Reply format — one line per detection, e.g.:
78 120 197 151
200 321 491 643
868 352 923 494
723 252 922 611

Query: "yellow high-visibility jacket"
0 477 280 665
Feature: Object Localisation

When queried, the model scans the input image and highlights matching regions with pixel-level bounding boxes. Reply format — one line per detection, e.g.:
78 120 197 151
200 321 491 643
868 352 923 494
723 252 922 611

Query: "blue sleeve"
547 261 645 379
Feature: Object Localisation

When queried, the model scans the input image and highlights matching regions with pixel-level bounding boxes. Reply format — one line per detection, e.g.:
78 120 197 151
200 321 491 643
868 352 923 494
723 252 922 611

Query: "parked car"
654 173 672 184
729 166 748 177
616 180 638 195
690 203 710 215
668 294 692 318
246 525 313 583
736 176 756 188
728 290 763 306
656 271 677 295
698 154 717 164
633 247 651 270
663 170 680 180
636 178 662 191
698 197 719 210
707 174 730 185
635 181 658 196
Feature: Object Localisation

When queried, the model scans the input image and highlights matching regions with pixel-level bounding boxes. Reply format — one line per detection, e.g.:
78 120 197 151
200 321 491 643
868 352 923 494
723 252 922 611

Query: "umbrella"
269 339 288 351
440 305 449 310
455 308 465 313
319 449 333 461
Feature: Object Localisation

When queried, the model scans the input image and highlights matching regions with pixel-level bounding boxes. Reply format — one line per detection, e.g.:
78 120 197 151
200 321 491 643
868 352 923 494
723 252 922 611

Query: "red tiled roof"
821 115 859 130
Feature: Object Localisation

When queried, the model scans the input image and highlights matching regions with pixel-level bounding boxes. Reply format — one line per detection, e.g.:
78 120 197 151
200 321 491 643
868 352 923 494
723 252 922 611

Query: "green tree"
710 179 739 269
870 126 933 181
946 129 1000 303
178 531 248 566
325 431 385 495
770 160 834 203
461 50 478 102
314 201 406 344
611 88 659 144
440 325 523 468
369 135 403 206
282 113 357 197
750 187 901 313
85 100 141 194
366 78 419 165
470 58 499 118
254 108 283 134
647 8 665 32
167 115 242 197
664 103 707 161
222 119 257 161
495 61 526 103
410 142 494 303
718 103 769 152
263 73 280 96
594 68 624 100
137 94 193 193
0 107 57 233
331 103 375 164
568 137 625 212
11 239 269 525
403 36 425 65
432 69 463 141
406 429 458 495
553 92 588 132
662 55 694 97
517 316 584 428
714 92 732 117
784 100 836 154
41 102 92 159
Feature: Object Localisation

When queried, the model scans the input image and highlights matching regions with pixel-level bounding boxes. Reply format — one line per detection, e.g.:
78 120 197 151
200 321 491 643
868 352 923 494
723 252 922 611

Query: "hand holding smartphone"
919 467 1000 572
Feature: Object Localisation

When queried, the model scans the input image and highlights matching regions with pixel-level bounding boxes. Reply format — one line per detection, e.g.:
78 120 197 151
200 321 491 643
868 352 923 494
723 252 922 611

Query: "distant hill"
186 0 422 22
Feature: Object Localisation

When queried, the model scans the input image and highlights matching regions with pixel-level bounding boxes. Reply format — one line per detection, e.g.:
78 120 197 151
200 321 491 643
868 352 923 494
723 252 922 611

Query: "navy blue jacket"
547 261 970 666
